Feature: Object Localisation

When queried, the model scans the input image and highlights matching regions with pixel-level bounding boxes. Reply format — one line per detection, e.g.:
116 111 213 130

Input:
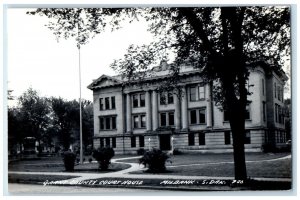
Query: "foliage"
50 97 93 151
27 7 290 180
92 147 115 170
172 148 181 155
63 151 76 171
139 148 169 172
137 148 145 155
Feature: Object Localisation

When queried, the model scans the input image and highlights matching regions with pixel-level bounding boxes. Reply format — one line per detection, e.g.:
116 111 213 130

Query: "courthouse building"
88 62 288 154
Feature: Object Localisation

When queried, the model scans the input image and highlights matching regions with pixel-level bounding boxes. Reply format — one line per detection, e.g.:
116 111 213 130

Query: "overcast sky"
6 7 291 107
7 8 154 106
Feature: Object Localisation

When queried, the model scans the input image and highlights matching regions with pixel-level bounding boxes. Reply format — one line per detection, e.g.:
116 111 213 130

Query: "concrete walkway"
8 154 292 184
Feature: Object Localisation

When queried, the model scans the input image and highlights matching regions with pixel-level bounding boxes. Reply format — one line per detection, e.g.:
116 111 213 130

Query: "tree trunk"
229 105 247 180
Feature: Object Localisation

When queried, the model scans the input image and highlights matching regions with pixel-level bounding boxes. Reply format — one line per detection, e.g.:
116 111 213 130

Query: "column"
181 86 188 131
126 93 132 133
152 90 158 130
146 90 152 131
174 92 181 130
206 84 212 127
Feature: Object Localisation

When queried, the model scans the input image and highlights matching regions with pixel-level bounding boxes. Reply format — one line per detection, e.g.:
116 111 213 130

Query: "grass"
8 174 79 184
130 153 291 178
9 160 131 173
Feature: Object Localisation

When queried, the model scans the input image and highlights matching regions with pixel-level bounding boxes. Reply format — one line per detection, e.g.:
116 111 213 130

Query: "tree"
18 88 50 152
50 97 79 150
28 6 290 180
50 97 93 151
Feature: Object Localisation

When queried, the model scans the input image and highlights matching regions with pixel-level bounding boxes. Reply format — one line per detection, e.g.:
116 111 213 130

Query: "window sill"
189 123 207 126
99 129 117 131
100 109 116 111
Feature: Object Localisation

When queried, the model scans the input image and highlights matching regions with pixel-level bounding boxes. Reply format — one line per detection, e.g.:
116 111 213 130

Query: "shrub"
92 147 115 170
139 148 169 172
173 148 181 155
137 148 145 155
62 151 76 171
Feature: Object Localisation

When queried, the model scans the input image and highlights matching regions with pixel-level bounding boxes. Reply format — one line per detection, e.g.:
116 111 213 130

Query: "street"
7 183 167 194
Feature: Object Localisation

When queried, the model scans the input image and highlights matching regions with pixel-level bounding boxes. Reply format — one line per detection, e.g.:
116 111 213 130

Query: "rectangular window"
133 94 139 108
105 117 111 129
140 94 145 107
131 136 136 148
275 104 278 123
245 105 250 120
168 93 174 104
199 109 206 123
100 138 104 147
139 136 144 148
105 138 110 147
141 115 146 128
263 101 266 122
188 133 195 146
105 97 110 110
100 117 104 130
199 86 205 99
224 131 231 145
244 131 251 144
262 79 265 96
274 83 277 98
160 93 166 105
112 116 116 129
169 112 174 126
199 133 205 145
112 137 116 148
133 116 139 129
190 87 197 101
160 113 167 126
100 98 104 110
111 96 115 109
190 110 197 124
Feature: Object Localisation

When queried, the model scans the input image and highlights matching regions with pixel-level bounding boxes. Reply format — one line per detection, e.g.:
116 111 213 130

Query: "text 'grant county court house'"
88 62 288 154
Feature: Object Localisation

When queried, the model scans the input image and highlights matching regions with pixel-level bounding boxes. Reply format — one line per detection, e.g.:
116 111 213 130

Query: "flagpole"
79 45 83 164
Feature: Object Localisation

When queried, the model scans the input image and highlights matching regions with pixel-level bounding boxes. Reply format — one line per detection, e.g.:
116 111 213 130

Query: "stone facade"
88 63 288 154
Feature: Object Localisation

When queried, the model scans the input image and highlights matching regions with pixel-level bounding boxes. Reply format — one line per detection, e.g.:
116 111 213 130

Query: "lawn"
9 159 131 173
130 153 292 178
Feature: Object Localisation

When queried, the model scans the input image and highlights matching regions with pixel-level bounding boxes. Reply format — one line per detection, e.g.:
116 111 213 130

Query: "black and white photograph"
3 1 295 196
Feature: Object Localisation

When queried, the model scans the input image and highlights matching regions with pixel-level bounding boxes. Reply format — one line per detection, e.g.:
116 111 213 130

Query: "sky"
7 8 154 106
6 7 292 107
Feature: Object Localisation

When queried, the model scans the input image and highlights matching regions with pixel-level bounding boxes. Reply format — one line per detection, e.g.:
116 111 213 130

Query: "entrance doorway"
159 134 171 150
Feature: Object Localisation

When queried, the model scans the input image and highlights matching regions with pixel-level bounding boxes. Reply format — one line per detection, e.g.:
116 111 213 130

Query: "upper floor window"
274 82 277 98
160 92 174 105
160 111 175 127
189 108 206 125
263 101 266 122
262 79 265 96
111 97 115 109
105 97 110 109
189 85 205 101
100 96 116 110
133 114 146 129
100 98 104 110
99 115 117 130
132 93 145 108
